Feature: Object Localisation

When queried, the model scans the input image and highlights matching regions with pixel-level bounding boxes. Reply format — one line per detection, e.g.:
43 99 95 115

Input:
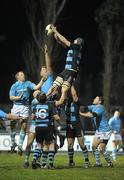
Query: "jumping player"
47 25 84 106
23 44 54 168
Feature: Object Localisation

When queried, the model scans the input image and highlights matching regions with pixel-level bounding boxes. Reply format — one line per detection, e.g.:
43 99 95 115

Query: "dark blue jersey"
65 100 80 126
65 44 82 72
33 103 57 128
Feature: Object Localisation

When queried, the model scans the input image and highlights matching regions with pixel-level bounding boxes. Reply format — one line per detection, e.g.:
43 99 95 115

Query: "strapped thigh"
62 81 71 91
53 76 63 87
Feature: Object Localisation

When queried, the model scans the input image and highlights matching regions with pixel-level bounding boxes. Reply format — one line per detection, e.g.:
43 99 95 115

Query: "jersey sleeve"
9 84 16 96
92 107 103 116
108 117 113 126
0 110 7 119
88 105 94 112
27 81 36 90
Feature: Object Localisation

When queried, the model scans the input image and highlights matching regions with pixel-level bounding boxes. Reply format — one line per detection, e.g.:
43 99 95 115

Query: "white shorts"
11 104 29 118
95 130 112 140
110 133 122 141
29 125 36 133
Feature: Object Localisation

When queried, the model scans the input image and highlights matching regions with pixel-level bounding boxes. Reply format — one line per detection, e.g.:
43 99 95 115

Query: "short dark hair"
36 93 47 103
15 71 24 79
75 37 84 46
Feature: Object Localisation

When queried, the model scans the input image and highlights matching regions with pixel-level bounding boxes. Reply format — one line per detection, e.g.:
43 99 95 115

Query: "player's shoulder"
10 81 19 88
47 73 54 79
24 80 32 84
109 116 114 122
70 43 80 50
98 104 105 110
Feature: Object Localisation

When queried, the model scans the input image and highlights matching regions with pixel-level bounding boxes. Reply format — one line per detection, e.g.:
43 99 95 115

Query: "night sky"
0 0 104 103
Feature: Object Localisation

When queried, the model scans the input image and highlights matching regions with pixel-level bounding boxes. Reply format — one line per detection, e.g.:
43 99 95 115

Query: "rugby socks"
93 149 101 165
42 151 48 166
112 147 117 160
82 146 89 162
103 150 112 164
68 148 74 163
33 147 41 161
37 149 43 162
48 151 55 166
10 131 16 146
19 130 26 148
25 149 30 163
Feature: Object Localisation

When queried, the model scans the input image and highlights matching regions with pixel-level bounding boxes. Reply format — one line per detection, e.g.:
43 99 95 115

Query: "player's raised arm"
33 76 47 91
51 25 71 47
44 44 53 74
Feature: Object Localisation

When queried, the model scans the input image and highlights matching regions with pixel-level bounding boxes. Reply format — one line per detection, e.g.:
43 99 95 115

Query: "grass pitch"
0 152 124 180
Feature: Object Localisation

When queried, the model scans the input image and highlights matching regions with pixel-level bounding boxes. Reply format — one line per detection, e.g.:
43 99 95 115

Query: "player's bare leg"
10 121 17 152
23 132 35 168
111 140 122 161
56 81 70 106
47 76 63 99
18 119 27 156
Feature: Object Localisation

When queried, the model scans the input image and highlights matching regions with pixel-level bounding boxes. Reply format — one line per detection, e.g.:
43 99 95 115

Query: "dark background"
0 0 104 103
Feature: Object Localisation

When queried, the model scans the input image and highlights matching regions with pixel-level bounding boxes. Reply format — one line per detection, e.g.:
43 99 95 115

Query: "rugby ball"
45 24 54 36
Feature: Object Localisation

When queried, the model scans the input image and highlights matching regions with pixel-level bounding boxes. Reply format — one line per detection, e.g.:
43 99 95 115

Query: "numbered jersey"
33 103 56 128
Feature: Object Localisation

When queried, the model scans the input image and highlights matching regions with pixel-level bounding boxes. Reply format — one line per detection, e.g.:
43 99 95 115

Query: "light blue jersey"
108 116 121 133
41 74 53 94
88 104 110 132
0 109 7 119
31 74 53 107
9 81 36 105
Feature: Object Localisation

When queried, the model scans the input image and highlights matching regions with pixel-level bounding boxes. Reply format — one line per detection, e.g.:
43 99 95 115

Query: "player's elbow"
10 96 14 101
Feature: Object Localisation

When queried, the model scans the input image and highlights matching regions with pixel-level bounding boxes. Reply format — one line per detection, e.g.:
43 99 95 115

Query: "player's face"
40 67 47 77
93 96 101 105
114 111 120 118
17 72 25 82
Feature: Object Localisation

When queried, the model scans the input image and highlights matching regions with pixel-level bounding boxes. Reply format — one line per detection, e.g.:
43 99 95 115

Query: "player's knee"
98 145 105 153
92 145 97 151
53 76 63 87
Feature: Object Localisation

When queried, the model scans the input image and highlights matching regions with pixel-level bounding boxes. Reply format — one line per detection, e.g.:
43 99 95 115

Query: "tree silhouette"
95 0 124 113
21 0 66 81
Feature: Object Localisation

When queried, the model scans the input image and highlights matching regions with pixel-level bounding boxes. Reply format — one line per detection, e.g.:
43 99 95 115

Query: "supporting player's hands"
33 90 41 98
7 114 21 121
42 74 48 82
